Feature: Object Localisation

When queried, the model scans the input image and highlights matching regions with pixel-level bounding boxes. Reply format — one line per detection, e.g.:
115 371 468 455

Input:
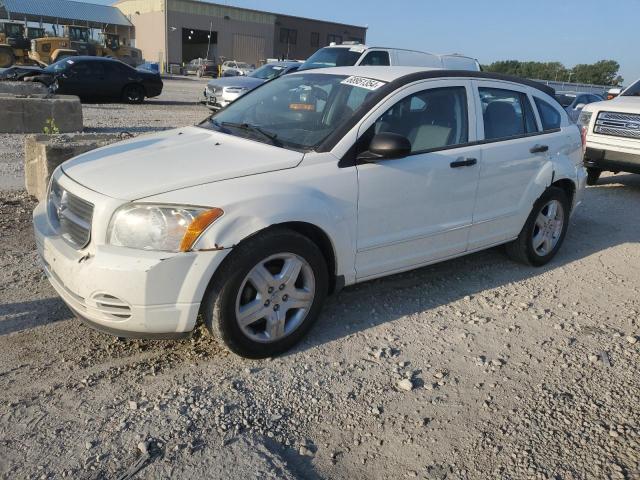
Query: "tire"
505 186 570 267
0 47 15 68
202 228 329 358
586 168 602 186
122 84 145 104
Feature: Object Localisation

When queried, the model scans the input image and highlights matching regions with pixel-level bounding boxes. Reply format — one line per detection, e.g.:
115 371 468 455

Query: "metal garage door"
232 34 265 66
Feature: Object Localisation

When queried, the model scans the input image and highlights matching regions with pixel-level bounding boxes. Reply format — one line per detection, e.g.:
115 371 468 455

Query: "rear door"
468 81 547 250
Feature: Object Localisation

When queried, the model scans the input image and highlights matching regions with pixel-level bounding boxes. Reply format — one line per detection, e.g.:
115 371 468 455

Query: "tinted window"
480 87 538 140
534 98 562 131
368 87 468 153
70 62 104 78
359 51 390 66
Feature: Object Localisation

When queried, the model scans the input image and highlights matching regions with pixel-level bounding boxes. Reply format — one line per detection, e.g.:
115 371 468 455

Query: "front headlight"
107 204 224 252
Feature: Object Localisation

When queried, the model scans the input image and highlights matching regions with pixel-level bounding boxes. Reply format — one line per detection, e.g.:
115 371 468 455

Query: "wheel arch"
551 177 576 208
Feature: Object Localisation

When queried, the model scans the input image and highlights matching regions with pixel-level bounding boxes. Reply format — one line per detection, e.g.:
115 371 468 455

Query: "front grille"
594 111 640 140
48 178 94 249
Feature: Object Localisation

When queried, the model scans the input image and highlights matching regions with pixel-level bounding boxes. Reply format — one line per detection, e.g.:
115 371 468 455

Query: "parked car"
34 67 585 358
606 87 622 100
203 60 300 110
555 91 604 122
220 60 254 76
31 56 163 103
298 43 480 71
580 77 640 185
185 58 216 77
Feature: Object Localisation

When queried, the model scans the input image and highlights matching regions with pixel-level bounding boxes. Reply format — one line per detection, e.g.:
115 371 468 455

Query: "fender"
192 185 357 283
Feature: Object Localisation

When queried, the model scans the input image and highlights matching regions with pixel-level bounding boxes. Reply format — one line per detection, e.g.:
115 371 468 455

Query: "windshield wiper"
219 121 283 147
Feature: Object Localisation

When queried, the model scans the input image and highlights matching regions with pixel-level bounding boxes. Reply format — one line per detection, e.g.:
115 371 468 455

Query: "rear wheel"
0 47 15 68
506 186 570 266
586 167 602 186
202 228 328 358
122 84 145 104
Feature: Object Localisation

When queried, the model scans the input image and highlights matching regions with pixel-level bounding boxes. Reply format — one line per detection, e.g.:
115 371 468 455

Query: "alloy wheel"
532 199 565 256
235 253 315 343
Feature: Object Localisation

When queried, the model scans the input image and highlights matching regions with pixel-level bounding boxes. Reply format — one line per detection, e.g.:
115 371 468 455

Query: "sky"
89 0 639 84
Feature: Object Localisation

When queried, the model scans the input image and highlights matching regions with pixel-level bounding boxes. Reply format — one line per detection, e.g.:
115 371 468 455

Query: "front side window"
202 73 379 151
359 51 390 66
534 97 562 131
250 63 287 80
480 87 538 140
365 87 469 153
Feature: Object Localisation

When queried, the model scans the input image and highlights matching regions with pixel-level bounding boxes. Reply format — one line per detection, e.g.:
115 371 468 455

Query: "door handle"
530 144 549 154
450 157 477 168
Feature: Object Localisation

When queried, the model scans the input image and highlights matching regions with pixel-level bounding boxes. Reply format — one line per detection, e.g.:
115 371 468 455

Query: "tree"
482 59 622 86
572 60 623 86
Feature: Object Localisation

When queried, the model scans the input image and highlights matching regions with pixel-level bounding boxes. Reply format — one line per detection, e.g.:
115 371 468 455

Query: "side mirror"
574 103 586 110
357 133 412 162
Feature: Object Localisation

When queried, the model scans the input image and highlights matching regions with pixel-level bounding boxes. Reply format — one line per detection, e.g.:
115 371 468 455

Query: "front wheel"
202 228 329 358
506 186 570 266
122 84 145 104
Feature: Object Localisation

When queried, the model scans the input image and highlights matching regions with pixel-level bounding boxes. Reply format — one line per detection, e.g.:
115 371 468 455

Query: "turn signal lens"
179 208 224 252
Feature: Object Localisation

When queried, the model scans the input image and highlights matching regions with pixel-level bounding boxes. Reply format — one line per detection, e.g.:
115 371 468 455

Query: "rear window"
555 94 576 107
534 98 562 131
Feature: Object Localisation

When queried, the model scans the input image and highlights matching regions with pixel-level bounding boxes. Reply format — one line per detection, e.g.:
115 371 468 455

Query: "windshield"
44 58 74 73
555 94 576 107
299 47 363 71
250 63 289 80
622 79 640 97
4 23 25 38
201 73 383 151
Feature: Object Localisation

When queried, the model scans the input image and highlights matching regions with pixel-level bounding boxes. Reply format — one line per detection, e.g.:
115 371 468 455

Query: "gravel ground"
0 78 639 479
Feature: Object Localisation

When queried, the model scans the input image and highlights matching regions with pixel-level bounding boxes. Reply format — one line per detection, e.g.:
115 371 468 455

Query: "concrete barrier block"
0 81 48 95
25 134 123 201
0 94 83 134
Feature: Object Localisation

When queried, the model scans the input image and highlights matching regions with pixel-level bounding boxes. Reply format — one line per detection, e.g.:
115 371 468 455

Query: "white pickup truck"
579 78 640 184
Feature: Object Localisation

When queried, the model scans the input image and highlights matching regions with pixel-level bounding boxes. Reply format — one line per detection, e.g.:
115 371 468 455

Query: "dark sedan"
34 56 163 103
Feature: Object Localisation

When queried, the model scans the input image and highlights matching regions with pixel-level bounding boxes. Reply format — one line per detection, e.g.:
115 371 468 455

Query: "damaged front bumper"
33 202 230 338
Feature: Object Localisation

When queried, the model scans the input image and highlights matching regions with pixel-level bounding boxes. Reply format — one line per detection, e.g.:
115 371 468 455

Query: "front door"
354 80 481 280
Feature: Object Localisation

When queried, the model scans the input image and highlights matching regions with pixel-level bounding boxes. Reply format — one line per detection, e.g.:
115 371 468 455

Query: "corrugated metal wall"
232 33 265 65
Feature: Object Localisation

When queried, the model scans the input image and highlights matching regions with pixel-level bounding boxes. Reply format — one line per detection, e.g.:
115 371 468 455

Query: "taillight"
577 110 593 151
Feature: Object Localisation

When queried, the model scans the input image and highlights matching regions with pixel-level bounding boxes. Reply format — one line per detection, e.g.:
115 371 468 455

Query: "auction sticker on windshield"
341 76 386 91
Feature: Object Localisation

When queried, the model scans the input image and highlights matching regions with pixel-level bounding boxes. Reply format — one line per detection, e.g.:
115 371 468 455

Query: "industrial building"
115 0 367 68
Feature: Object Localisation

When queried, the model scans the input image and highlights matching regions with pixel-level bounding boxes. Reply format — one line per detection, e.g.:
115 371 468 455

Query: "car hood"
61 126 304 200
207 76 265 89
591 96 640 113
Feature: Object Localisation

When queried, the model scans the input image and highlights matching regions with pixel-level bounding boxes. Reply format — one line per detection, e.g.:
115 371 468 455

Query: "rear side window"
534 98 562 131
359 51 390 66
480 88 538 140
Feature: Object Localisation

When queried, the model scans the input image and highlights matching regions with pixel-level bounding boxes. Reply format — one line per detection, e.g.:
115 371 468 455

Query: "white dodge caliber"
34 67 586 358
